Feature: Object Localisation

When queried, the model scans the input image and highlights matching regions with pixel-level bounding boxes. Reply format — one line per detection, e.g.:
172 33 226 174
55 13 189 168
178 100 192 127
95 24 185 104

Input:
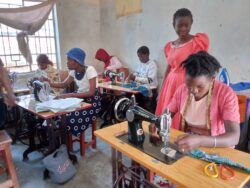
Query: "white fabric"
69 66 97 93
134 59 158 88
0 0 55 64
36 97 83 113
106 56 123 70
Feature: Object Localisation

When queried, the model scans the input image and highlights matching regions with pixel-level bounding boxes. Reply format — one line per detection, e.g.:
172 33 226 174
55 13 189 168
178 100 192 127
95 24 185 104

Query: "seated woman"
95 48 123 80
166 51 240 152
33 54 60 95
47 48 101 137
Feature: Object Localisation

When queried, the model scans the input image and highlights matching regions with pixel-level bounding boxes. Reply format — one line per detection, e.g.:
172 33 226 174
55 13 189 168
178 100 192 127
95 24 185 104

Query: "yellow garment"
34 64 60 95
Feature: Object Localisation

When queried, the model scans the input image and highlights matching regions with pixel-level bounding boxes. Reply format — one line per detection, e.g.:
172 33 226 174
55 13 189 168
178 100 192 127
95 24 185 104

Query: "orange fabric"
237 95 247 123
156 33 209 125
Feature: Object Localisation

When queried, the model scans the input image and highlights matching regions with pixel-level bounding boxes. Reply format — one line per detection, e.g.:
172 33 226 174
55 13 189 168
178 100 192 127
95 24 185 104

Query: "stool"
67 120 96 156
0 130 19 188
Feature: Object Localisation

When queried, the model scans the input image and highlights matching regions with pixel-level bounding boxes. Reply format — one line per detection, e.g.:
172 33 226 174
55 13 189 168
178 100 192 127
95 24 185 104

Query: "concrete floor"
3 125 250 188
9 128 113 188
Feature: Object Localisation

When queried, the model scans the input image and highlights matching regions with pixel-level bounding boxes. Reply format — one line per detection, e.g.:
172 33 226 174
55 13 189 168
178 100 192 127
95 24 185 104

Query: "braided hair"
173 8 193 25
182 51 221 78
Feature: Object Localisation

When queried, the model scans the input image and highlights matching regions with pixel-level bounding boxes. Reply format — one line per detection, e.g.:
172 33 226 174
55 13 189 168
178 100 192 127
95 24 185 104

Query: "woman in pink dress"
168 51 240 151
156 8 209 128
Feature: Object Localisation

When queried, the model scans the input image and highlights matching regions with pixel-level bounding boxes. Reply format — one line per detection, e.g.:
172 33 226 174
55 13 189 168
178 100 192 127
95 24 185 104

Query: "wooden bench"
0 130 19 188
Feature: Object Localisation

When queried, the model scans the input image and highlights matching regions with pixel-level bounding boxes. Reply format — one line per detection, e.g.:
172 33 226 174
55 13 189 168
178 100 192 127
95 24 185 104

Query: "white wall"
55 0 250 83
56 0 102 70
99 0 250 83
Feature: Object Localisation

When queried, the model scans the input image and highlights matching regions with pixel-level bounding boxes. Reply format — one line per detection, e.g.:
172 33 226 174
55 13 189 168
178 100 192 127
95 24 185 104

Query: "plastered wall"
56 0 102 71
57 0 250 83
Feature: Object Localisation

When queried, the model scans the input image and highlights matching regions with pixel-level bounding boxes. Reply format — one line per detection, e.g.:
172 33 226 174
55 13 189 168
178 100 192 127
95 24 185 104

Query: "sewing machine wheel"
114 97 131 122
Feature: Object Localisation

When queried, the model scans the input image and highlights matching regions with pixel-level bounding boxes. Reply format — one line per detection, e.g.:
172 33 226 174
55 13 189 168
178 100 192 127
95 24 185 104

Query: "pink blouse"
168 80 240 136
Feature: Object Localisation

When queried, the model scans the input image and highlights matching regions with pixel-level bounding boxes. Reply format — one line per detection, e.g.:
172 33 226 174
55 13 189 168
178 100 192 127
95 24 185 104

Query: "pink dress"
155 33 209 123
167 81 240 135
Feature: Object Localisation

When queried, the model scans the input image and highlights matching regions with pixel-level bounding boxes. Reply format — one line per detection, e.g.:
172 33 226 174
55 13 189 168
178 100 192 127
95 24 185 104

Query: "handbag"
42 144 76 184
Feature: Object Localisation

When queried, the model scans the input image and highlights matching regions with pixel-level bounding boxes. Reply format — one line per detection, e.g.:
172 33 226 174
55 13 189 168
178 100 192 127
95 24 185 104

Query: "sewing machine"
104 70 125 85
114 95 171 146
114 95 183 163
27 79 50 102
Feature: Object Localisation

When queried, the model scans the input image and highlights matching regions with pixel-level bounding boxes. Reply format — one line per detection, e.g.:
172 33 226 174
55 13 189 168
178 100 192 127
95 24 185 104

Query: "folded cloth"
36 98 83 113
230 82 250 91
122 82 149 97
188 149 250 173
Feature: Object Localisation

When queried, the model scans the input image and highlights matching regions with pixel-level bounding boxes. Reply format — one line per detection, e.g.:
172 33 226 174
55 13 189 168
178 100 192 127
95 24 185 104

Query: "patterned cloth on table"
65 90 101 137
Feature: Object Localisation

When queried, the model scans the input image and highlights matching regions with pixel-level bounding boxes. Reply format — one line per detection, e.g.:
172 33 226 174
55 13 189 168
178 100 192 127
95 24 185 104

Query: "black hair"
137 46 150 55
173 8 193 24
37 54 53 65
181 51 221 78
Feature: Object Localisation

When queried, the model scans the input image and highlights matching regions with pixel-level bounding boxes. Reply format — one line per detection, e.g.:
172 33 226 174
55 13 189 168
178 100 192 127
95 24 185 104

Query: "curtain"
0 0 55 64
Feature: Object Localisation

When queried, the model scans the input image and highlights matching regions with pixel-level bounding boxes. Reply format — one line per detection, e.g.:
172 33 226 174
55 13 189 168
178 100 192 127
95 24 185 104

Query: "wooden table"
16 94 91 160
98 82 139 94
95 121 250 188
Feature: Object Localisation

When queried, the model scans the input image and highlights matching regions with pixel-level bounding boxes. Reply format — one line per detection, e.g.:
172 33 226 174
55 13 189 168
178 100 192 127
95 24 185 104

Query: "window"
0 0 58 73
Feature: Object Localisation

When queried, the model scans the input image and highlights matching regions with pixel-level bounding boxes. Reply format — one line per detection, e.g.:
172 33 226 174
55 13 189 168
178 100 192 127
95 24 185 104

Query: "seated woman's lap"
65 90 101 137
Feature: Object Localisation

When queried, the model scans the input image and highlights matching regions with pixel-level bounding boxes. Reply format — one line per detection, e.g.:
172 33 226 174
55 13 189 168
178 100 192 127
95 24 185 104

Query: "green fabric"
188 149 250 173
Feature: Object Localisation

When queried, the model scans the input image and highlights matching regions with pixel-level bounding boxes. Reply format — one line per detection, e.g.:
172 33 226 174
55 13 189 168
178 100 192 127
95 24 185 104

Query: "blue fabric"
122 82 149 97
188 149 250 173
66 48 86 65
230 82 250 91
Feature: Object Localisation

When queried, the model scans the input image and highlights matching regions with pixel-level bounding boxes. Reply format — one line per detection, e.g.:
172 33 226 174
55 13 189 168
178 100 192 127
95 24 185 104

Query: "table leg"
112 147 117 186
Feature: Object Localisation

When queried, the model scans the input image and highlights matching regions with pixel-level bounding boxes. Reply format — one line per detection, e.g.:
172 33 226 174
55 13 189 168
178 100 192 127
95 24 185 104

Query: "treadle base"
118 133 184 164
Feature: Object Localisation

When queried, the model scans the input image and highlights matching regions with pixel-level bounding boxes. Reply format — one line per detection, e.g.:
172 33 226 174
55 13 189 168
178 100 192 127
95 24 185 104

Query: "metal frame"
0 0 58 72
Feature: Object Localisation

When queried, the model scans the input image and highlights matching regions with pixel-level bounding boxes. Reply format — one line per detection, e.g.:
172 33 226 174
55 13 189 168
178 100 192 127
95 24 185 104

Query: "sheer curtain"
0 0 55 64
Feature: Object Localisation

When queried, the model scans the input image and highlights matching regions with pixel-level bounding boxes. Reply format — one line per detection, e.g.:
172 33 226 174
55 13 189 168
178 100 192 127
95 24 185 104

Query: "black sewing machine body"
114 96 184 164
104 70 125 85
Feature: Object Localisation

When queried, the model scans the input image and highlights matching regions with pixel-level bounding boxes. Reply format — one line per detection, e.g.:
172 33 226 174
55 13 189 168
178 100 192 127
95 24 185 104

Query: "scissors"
204 162 235 180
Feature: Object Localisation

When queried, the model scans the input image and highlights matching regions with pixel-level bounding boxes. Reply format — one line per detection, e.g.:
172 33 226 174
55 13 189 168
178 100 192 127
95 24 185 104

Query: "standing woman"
156 8 209 129
0 58 16 130
48 48 101 137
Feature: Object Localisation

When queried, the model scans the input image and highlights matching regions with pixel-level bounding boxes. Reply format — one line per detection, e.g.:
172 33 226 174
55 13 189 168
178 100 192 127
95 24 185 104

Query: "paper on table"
36 97 83 113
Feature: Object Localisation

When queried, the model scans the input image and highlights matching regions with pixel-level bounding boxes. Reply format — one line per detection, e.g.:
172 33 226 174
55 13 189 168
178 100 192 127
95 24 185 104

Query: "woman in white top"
126 46 158 113
48 48 101 136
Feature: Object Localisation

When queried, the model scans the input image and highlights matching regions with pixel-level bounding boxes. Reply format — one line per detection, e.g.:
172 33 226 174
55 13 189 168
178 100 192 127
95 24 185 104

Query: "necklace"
75 66 86 80
181 81 214 131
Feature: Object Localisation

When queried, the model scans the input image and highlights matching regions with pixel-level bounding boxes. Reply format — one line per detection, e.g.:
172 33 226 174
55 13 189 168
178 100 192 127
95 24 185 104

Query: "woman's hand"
39 76 51 83
55 93 72 99
175 134 203 153
4 94 16 107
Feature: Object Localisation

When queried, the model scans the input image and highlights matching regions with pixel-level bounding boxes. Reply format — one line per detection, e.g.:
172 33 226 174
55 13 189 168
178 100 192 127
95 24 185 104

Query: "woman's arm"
58 77 96 99
0 67 15 106
49 75 74 88
175 120 240 152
